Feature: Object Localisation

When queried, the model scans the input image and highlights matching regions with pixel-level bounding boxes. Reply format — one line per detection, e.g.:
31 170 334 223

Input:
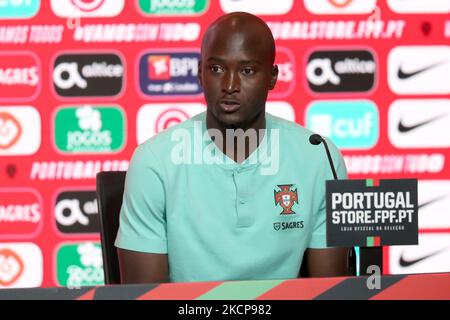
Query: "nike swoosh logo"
397 61 446 79
399 249 446 268
419 195 447 210
397 114 443 133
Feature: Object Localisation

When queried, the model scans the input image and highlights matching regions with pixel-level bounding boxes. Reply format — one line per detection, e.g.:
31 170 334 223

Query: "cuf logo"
274 184 298 215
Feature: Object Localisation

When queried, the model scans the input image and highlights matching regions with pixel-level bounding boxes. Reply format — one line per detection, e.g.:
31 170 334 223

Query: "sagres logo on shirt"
273 184 304 231
56 242 104 287
54 105 126 154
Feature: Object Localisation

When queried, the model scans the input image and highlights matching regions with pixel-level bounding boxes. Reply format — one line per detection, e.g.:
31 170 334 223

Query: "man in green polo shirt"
115 12 351 283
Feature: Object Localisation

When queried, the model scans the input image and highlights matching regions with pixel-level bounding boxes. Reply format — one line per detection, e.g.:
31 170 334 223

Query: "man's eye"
210 65 224 73
242 67 255 75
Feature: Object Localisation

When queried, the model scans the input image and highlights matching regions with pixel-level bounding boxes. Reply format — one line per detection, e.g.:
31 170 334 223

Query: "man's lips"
219 99 241 113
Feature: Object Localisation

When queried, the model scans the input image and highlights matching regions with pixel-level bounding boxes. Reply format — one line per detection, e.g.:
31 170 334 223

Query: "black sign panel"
307 50 376 93
326 179 418 247
53 53 124 97
55 190 99 234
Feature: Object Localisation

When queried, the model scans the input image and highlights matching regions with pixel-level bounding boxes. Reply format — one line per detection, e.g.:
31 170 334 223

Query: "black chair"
96 171 127 285
96 171 382 283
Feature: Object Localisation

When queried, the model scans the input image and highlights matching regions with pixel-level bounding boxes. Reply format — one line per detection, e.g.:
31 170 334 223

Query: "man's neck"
206 112 266 163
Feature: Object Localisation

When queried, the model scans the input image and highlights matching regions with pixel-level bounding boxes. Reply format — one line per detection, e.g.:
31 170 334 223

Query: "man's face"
199 30 277 129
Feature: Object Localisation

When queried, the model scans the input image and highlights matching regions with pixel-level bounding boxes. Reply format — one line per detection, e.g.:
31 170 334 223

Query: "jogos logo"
0 0 40 19
137 103 206 144
138 51 201 97
268 48 295 99
0 189 42 238
306 100 379 150
54 190 99 235
0 243 43 288
54 105 126 154
53 53 124 98
51 0 124 17
56 242 104 287
0 106 41 156
220 0 293 15
137 0 209 15
0 52 40 101
306 49 377 93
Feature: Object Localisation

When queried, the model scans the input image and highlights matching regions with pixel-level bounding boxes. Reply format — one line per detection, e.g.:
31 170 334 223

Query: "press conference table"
1 273 449 300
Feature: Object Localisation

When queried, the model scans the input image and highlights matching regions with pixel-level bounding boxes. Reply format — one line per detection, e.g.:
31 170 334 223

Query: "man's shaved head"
201 12 276 65
199 12 278 132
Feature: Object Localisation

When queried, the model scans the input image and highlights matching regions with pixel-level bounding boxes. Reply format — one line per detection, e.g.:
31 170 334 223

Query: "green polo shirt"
115 111 347 282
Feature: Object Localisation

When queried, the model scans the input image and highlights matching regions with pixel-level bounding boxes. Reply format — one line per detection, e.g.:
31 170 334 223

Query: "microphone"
309 134 338 180
310 134 356 276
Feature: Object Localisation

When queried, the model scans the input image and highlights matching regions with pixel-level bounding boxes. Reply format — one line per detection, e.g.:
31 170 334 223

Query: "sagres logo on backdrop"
54 190 99 234
306 49 376 93
388 46 450 95
304 0 377 14
54 105 126 153
418 180 450 230
388 99 450 148
387 0 450 14
388 233 450 275
0 106 41 156
139 51 201 97
220 0 293 15
0 0 40 19
53 53 124 97
56 242 104 287
137 103 205 144
51 0 124 17
306 100 379 149
138 0 209 15
269 48 295 98
0 189 42 238
0 243 43 288
0 52 40 101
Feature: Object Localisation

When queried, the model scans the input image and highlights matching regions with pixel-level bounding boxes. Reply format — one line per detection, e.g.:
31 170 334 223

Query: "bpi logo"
388 99 450 148
388 46 450 95
139 51 201 97
0 243 43 288
0 0 40 19
54 105 126 154
220 0 293 15
54 190 99 234
306 49 376 93
0 52 40 101
137 103 206 144
274 185 298 215
0 106 41 156
53 53 124 97
306 100 379 150
304 0 377 14
0 189 42 238
51 0 124 17
269 48 295 99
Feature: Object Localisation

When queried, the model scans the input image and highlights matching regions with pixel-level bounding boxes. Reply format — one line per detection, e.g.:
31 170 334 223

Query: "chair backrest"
96 171 127 285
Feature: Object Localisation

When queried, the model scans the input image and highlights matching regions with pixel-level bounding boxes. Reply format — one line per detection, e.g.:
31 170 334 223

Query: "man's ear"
198 60 203 88
269 65 278 90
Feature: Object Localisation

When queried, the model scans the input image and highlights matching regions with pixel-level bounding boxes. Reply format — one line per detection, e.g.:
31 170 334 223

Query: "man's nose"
223 71 240 94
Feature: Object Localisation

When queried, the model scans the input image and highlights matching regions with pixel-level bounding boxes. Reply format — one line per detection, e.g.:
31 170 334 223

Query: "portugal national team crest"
274 184 298 215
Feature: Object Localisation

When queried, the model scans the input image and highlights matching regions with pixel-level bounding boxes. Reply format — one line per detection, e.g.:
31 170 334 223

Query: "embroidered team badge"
274 184 298 215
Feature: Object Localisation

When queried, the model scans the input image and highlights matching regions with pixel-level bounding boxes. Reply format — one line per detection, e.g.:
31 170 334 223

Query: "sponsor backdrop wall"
0 0 449 288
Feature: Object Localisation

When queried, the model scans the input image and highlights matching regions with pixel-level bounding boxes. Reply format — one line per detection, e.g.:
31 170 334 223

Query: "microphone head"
309 134 323 145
